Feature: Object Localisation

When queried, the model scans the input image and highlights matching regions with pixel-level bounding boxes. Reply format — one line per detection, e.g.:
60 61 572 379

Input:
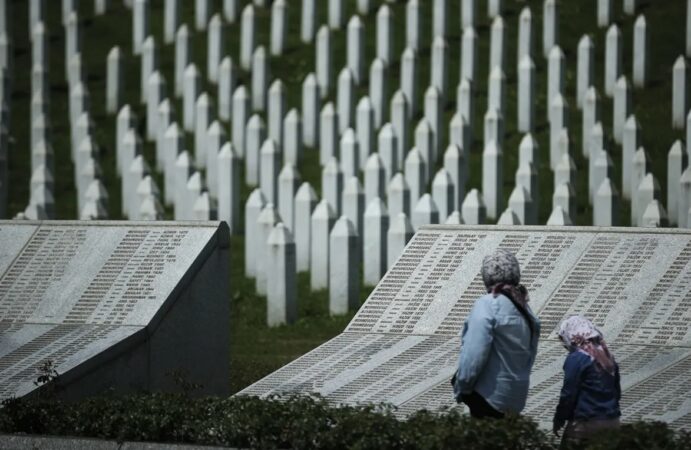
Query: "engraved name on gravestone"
0 221 229 400
240 226 691 430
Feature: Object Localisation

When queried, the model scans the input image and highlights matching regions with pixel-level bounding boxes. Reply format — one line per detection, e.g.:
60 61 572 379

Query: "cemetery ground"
3 0 691 436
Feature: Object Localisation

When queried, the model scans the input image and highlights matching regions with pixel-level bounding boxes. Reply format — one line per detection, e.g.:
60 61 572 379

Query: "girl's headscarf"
558 315 616 375
482 249 529 307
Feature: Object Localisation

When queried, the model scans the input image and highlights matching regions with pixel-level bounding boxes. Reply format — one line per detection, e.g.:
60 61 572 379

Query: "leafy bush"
1 394 690 449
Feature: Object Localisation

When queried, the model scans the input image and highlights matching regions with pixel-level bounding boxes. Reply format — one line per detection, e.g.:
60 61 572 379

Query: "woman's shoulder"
565 350 593 368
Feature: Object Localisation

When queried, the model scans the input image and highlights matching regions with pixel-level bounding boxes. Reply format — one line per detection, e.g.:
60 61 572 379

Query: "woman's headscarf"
482 249 529 307
558 315 616 375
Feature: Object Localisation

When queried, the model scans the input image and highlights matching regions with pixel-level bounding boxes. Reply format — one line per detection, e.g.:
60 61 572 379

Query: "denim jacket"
554 350 621 426
453 293 540 414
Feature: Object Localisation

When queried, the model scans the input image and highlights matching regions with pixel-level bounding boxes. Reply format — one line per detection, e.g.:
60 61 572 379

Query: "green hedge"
1 393 690 449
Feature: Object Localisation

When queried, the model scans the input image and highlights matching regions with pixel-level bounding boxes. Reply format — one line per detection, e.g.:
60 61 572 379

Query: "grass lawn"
4 0 687 394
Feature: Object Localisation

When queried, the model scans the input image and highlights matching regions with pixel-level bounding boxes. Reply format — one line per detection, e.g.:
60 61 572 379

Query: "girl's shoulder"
564 349 593 368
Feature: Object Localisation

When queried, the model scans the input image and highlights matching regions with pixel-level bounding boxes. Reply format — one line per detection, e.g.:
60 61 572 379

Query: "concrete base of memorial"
0 221 230 400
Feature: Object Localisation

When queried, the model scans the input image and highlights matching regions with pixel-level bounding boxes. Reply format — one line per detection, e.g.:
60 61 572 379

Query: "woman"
553 315 621 443
452 249 540 418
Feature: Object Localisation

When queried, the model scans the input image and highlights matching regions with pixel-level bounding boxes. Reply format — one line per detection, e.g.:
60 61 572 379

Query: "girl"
553 315 621 443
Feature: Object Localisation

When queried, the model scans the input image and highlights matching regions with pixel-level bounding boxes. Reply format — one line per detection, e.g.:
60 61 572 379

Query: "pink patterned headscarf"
558 315 616 375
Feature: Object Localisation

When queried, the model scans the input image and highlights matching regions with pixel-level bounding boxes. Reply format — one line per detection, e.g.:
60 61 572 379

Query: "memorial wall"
241 225 691 430
0 220 230 400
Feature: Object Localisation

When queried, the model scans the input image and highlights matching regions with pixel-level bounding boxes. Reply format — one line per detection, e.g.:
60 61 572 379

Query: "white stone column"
387 212 414 268
295 182 318 272
593 178 619 226
405 148 426 214
337 68 354 133
194 92 213 168
482 141 503 220
364 197 389 286
340 129 359 180
231 86 249 158
329 216 360 315
256 203 281 295
401 48 418 118
271 0 287 56
245 114 266 185
542 0 558 58
461 27 477 82
356 97 374 169
462 189 486 224
369 59 388 128
251 46 269 112
431 37 448 104
673 56 688 130
633 15 648 88
342 176 364 239
267 223 297 326
582 87 600 158
406 0 420 51
240 5 255 71
310 199 336 290
364 153 385 207
183 64 201 132
322 156 344 214
301 0 316 43
278 162 300 231
218 57 236 122
433 0 447 38
490 16 504 72
132 0 149 55
347 16 364 85
605 25 622 98
284 109 303 166
577 35 594 110
106 46 123 114
391 91 408 169
207 14 225 84
668 141 688 226
164 0 180 44
376 5 392 65
518 7 532 62
218 142 240 233
518 55 535 133
316 26 331 99
260 139 280 205
432 168 453 223
302 73 320 148
329 0 343 29
175 25 192 98
268 80 286 148
320 102 338 165
378 124 397 182
387 172 410 218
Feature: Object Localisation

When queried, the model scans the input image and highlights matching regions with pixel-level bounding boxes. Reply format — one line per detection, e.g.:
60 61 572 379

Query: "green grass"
4 0 688 394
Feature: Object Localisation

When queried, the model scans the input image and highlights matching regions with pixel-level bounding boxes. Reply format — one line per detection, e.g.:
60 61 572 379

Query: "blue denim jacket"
554 351 621 426
453 293 540 414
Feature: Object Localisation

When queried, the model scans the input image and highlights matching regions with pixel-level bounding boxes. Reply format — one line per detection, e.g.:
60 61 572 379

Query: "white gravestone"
270 0 287 56
577 35 594 110
218 57 236 122
462 188 486 224
240 5 255 71
364 153 386 208
311 199 336 290
337 68 354 133
316 26 332 99
268 80 286 148
284 109 303 166
278 163 300 231
294 182 319 272
232 86 249 158
347 16 365 85
207 15 225 84
369 59 388 128
633 15 648 88
364 197 389 286
245 188 266 276
605 25 622 98
256 203 281 295
245 114 266 186
106 46 123 114
401 48 418 118
323 157 344 215
302 74 320 148
320 102 338 166
251 46 269 112
594 178 619 226
376 5 392 66
342 176 364 239
267 223 297 326
387 212 413 268
542 0 558 58
329 216 360 315
388 172 410 218
406 0 420 51
432 169 454 223
260 139 280 205
668 141 688 226
175 25 192 98
673 56 688 130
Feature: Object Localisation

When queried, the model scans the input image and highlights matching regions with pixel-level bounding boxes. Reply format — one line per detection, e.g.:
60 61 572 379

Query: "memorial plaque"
241 226 691 430
0 221 230 399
